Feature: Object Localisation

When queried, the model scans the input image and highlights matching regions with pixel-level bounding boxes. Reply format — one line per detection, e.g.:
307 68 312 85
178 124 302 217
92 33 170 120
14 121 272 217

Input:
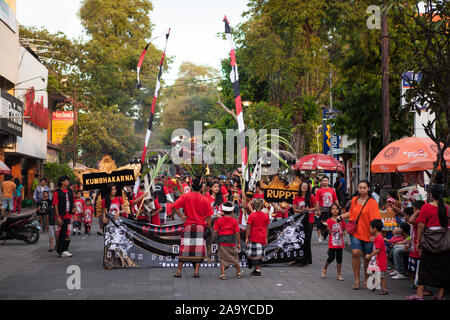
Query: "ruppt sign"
0 89 23 137
264 188 297 204
82 169 135 190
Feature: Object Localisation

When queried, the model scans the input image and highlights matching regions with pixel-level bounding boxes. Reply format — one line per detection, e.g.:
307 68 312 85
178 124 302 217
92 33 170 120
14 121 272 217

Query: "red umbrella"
0 160 11 175
292 153 345 172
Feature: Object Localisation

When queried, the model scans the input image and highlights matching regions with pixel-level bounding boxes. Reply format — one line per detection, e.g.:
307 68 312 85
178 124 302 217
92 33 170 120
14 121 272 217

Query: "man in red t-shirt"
315 176 339 242
172 176 213 278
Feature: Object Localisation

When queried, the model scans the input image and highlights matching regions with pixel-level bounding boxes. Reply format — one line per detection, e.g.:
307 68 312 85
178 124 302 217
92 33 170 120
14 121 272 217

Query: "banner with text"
51 111 73 145
103 212 307 269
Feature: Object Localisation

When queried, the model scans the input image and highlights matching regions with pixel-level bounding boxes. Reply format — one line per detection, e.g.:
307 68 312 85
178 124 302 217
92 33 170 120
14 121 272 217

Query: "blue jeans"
349 235 373 255
391 245 408 275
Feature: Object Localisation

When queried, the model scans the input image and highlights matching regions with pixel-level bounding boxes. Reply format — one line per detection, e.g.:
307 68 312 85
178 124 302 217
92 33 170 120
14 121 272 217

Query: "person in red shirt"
172 176 213 278
83 198 94 235
293 181 319 266
407 185 449 300
365 219 388 295
72 190 86 236
214 202 243 280
102 184 126 224
321 204 346 280
53 175 75 258
136 195 163 225
406 201 425 290
245 198 270 277
205 181 224 218
315 176 339 242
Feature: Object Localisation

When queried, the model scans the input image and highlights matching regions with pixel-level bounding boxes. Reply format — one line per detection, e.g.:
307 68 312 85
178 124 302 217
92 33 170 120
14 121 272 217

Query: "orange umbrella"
371 137 450 173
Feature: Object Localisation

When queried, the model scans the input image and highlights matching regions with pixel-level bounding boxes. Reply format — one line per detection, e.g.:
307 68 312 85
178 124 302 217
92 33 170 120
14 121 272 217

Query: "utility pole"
381 3 392 198
73 88 77 170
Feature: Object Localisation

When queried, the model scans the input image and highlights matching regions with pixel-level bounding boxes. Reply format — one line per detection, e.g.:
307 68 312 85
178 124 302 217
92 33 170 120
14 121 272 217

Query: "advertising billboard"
52 111 74 145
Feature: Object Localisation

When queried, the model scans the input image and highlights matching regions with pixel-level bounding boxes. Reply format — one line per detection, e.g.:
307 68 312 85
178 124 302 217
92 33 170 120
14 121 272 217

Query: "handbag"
346 197 369 235
420 227 450 253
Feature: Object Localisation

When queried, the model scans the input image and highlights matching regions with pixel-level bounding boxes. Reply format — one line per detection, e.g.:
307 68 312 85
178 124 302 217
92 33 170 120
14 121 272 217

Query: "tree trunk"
291 110 304 157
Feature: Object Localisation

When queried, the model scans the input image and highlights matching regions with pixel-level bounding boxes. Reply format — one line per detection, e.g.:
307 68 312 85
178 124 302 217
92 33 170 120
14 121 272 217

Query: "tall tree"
232 0 333 157
156 62 220 144
60 106 141 168
78 0 168 117
393 0 450 193
330 0 414 164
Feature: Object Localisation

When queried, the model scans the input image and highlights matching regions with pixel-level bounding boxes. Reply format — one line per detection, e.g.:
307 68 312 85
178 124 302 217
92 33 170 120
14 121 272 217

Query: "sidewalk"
0 218 440 300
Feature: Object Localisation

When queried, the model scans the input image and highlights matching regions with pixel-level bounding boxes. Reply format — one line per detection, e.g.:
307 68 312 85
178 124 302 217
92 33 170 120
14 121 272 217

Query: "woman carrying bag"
337 180 381 290
407 185 450 300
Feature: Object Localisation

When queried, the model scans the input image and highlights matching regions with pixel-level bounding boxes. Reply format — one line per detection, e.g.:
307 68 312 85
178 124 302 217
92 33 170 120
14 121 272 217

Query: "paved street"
0 210 428 300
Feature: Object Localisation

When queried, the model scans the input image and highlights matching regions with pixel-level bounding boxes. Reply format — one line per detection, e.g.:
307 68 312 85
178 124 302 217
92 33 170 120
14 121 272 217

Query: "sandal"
378 290 389 295
193 273 200 278
352 282 361 290
406 295 424 300
219 274 227 280
236 271 244 278
173 272 182 278
321 269 327 279
432 296 445 300
337 275 344 281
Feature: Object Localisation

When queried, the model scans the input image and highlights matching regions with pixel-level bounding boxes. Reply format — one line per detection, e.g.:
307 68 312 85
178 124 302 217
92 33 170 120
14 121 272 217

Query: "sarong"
218 245 239 267
246 241 265 260
179 224 207 263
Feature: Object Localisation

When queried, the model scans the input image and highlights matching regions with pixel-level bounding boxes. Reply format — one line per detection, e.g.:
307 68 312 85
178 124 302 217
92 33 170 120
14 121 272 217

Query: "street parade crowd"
1 169 448 300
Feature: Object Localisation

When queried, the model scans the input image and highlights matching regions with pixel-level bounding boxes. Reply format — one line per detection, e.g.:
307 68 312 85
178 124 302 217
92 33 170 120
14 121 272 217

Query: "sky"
16 0 250 83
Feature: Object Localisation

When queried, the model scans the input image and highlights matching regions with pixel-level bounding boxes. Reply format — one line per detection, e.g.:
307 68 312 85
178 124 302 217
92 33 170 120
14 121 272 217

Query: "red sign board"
24 87 48 129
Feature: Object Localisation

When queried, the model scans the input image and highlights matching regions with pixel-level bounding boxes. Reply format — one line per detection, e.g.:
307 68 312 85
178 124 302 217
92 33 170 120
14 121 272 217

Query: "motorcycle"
0 212 41 244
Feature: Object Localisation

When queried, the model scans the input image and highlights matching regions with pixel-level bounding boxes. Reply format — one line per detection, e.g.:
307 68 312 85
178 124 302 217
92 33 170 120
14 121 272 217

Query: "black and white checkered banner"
103 212 307 269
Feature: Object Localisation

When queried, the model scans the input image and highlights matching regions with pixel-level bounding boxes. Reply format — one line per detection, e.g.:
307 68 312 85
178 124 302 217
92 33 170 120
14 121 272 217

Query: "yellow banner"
52 111 73 145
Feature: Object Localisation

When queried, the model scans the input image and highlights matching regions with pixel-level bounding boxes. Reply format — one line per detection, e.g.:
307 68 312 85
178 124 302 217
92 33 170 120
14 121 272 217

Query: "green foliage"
157 62 220 143
330 0 414 158
43 162 77 185
60 106 141 168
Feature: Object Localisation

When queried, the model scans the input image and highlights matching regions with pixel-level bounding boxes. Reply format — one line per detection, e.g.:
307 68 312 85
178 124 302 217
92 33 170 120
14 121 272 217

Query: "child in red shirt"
321 204 346 280
213 202 243 280
73 190 86 236
366 219 388 295
83 198 94 235
245 198 270 277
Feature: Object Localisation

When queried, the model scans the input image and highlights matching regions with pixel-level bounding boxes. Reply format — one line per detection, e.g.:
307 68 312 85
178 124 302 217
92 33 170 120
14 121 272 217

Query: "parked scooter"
0 212 41 244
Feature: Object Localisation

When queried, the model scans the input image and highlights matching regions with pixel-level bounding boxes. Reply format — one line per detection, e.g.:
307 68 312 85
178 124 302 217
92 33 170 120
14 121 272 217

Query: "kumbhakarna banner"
82 169 135 190
103 212 307 269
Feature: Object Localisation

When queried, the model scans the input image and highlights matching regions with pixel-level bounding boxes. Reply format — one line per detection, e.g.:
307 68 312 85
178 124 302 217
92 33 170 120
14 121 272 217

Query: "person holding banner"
293 182 319 266
102 184 126 224
172 176 214 278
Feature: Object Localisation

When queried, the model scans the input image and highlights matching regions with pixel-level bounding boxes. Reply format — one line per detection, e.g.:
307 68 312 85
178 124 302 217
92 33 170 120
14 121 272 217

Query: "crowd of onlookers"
1 169 448 299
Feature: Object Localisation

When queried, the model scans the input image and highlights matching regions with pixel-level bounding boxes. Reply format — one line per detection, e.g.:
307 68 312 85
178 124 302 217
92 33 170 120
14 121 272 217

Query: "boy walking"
365 219 388 295
245 198 270 277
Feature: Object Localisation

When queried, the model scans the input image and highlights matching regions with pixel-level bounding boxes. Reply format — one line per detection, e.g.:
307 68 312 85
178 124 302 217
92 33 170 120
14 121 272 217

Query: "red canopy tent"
292 153 345 172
